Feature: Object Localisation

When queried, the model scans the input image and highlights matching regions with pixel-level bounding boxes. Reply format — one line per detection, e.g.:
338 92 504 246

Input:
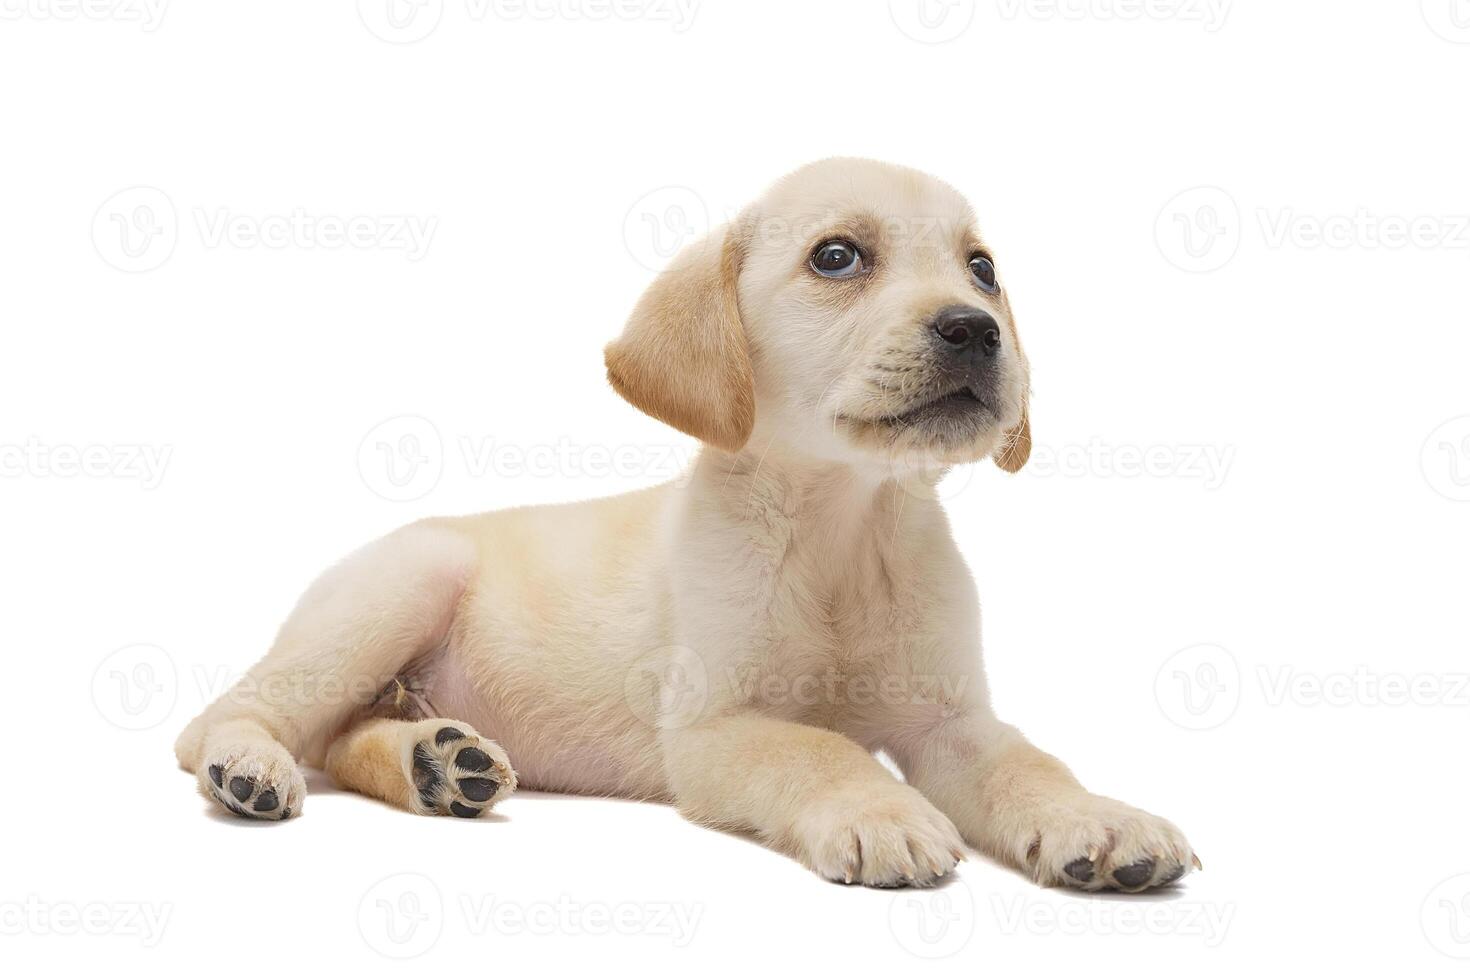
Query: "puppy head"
605 158 1030 473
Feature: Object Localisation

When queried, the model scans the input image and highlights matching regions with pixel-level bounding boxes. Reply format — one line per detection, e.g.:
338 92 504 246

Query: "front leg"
891 713 1198 892
663 714 965 887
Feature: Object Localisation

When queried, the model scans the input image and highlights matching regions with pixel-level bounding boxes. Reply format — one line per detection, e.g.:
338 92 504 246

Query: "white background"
3 0 1469 975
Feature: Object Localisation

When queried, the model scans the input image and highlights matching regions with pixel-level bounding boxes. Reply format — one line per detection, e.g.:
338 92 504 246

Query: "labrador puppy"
176 158 1197 890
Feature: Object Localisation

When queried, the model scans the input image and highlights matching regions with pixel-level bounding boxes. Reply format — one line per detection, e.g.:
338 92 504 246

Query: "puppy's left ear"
993 399 1031 472
604 223 754 453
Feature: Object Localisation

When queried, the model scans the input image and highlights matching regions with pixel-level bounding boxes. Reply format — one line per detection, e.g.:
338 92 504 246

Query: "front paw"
1018 793 1197 892
791 784 965 888
198 738 306 821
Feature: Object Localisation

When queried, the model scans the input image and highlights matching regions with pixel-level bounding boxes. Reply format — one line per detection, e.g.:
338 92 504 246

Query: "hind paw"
406 721 516 818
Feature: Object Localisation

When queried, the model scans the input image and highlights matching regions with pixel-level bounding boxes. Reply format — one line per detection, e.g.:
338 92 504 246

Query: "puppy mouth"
876 385 992 428
882 387 987 423
837 384 996 445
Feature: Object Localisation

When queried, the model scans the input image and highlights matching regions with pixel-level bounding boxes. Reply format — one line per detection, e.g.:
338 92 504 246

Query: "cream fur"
176 159 1195 891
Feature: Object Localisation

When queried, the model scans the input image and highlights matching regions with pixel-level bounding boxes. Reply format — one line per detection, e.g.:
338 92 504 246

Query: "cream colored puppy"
176 158 1197 891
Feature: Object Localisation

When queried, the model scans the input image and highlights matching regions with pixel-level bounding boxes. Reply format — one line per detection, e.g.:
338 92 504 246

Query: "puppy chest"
729 560 933 724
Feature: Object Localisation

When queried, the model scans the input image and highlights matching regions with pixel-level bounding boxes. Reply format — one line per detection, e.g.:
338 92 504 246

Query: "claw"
1191 853 1203 871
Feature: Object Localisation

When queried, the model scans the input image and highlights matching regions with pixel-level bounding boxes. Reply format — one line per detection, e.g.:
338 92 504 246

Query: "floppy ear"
993 399 1031 472
604 224 754 453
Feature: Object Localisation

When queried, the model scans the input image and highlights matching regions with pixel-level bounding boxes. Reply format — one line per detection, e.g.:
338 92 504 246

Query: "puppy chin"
843 412 1009 471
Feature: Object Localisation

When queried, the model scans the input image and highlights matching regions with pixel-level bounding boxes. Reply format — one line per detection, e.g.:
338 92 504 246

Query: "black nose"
933 306 1001 354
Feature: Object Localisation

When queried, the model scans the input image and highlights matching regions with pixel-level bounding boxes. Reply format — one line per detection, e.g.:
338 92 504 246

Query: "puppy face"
737 159 1029 471
606 158 1030 473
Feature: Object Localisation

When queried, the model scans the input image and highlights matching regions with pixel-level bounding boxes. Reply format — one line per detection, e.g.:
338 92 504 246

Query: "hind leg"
174 521 478 820
326 717 516 817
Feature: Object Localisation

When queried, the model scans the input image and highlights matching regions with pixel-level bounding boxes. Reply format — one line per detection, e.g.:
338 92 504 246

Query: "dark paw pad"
1063 857 1095 883
411 724 509 817
1158 862 1187 886
1112 858 1156 889
204 763 291 821
412 744 444 808
455 747 491 772
458 777 498 802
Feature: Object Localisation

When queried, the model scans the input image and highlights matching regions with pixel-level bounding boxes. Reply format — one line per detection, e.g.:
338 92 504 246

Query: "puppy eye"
968 254 999 293
811 240 864 279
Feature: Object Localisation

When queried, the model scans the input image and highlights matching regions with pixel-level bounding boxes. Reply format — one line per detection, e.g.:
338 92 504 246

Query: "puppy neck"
685 441 946 548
